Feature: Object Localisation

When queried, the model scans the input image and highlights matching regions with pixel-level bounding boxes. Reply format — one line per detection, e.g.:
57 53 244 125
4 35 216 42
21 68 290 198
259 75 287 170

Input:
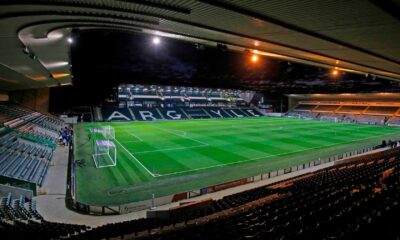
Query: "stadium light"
67 37 73 44
251 54 259 63
152 36 161 45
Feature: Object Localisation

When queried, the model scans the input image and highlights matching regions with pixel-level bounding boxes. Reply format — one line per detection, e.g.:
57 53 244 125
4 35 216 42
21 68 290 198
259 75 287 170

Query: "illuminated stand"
91 126 116 168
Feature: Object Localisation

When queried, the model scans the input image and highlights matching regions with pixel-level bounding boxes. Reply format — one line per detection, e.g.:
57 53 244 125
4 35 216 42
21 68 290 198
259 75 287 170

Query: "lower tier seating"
2 147 400 240
0 103 64 139
0 192 90 240
135 147 400 240
101 106 263 121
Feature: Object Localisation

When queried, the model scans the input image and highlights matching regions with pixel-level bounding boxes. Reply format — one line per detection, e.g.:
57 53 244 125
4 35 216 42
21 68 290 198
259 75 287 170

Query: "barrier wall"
0 175 37 196
0 183 33 200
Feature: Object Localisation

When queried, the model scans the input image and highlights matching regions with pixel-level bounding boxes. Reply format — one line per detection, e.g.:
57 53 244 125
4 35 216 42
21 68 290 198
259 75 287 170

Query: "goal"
320 116 339 123
91 126 117 168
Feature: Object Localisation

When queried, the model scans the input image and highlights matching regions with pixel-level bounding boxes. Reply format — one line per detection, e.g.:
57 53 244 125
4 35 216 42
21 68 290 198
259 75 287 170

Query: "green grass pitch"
74 117 400 206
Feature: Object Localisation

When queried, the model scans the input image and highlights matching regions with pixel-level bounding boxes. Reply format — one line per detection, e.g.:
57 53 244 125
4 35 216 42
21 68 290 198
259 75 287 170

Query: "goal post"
102 125 115 141
91 125 117 168
93 140 117 168
320 116 339 123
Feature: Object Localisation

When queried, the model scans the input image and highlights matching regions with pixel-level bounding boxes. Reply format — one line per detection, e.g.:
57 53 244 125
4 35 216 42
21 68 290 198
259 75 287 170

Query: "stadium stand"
0 192 90 240
99 84 263 122
4 145 397 240
0 104 61 187
0 132 54 186
131 107 164 121
101 106 263 121
0 103 63 142
205 107 234 118
313 105 340 112
288 101 400 126
114 146 400 240
182 107 211 119
102 106 134 121
336 105 366 114
365 106 399 115
157 108 187 120
118 84 250 108
2 100 399 239
293 104 316 111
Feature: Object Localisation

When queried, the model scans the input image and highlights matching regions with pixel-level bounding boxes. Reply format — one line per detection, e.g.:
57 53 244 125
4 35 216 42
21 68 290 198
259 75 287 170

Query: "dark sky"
50 30 400 110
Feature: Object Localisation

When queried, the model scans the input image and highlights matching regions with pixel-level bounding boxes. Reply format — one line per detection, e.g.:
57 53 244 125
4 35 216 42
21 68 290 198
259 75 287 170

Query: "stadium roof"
0 0 399 90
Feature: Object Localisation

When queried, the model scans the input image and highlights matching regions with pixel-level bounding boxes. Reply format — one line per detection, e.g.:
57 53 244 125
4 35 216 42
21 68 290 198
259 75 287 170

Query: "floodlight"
152 36 161 45
251 54 259 63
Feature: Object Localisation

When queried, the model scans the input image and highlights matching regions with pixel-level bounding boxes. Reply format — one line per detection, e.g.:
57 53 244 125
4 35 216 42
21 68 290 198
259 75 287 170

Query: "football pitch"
74 117 400 206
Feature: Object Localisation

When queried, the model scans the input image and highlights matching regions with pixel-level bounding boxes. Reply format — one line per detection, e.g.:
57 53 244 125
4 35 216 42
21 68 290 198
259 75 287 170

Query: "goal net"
102 125 115 140
91 126 117 168
320 116 339 123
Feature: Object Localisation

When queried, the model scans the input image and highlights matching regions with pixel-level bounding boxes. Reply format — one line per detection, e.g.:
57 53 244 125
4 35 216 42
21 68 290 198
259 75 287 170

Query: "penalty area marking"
113 137 157 177
150 124 209 147
124 130 143 142
132 144 209 154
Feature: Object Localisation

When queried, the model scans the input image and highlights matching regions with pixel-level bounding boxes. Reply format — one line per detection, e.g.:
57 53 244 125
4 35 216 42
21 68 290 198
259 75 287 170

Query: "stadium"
1 1 400 239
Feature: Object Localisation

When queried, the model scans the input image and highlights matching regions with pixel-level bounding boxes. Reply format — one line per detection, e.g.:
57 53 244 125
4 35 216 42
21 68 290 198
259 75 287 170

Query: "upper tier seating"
182 107 211 119
131 89 158 96
163 98 186 108
0 103 63 142
0 130 53 187
313 105 339 112
163 90 184 97
337 105 366 114
210 99 229 105
118 84 248 109
293 104 316 111
0 104 60 187
188 98 209 106
365 106 399 115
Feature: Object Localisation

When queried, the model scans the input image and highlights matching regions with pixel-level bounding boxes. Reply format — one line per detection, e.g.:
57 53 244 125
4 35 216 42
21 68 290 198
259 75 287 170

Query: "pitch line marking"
150 124 209 146
198 120 333 131
122 140 142 143
113 137 156 177
132 145 208 154
124 130 143 142
154 131 398 177
126 124 378 155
